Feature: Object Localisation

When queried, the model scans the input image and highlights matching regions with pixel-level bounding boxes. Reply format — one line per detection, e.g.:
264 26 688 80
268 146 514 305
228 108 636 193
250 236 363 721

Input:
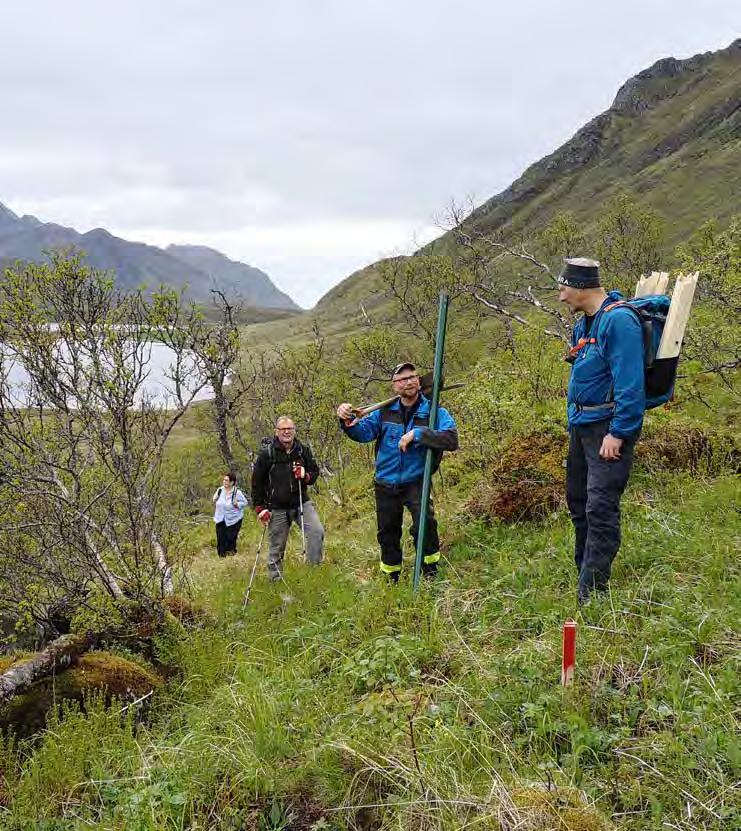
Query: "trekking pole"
243 525 266 608
297 477 307 561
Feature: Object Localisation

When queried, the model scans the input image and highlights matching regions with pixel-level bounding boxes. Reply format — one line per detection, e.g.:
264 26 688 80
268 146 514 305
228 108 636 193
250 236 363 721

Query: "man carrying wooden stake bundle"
558 257 695 604
336 362 458 581
559 257 649 604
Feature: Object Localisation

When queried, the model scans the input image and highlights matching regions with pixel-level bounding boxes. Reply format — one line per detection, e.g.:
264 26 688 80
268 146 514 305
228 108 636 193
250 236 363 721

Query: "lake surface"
1 341 214 407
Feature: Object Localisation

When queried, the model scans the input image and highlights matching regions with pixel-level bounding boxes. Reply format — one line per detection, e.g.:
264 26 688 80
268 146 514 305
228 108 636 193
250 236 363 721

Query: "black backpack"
258 436 306 473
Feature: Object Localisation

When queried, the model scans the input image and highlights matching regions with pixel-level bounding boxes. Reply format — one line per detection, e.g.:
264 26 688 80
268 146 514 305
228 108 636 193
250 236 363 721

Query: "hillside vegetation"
1 221 738 828
1 364 738 830
462 39 741 246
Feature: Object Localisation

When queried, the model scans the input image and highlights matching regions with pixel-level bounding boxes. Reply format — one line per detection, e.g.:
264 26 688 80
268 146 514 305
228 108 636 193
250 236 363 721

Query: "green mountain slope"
295 38 740 338
463 38 740 246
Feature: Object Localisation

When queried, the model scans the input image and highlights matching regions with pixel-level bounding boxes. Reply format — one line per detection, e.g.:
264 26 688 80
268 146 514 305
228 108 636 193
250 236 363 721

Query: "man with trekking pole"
251 416 324 582
336 361 458 582
558 258 647 604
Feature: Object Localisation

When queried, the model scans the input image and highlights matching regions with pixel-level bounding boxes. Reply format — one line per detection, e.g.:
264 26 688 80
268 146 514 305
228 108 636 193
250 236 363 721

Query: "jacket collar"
390 393 430 415
273 437 297 454
576 291 625 332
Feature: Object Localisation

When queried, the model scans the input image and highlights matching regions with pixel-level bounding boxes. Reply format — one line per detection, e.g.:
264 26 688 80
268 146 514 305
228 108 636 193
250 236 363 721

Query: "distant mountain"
316 38 741 314
0 204 299 311
166 245 296 311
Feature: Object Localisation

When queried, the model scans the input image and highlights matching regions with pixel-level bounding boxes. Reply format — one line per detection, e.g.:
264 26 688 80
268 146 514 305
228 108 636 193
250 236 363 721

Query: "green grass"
1 441 738 829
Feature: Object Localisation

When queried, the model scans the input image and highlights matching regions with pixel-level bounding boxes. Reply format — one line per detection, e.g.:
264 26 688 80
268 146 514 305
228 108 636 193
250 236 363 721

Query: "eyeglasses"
277 427 295 432
393 374 418 383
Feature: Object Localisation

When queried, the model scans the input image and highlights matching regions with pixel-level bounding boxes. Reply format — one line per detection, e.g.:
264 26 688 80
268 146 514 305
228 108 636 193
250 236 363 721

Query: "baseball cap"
391 362 416 379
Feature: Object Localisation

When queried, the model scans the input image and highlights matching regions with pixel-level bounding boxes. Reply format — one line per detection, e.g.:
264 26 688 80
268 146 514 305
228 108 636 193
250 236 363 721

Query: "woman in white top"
212 472 249 557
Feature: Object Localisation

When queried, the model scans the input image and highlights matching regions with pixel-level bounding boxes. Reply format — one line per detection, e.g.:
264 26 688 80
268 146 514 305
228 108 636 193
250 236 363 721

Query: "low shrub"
637 418 739 474
466 430 567 523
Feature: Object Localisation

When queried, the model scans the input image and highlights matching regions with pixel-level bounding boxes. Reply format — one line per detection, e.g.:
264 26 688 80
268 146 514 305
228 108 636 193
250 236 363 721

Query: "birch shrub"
0 256 207 638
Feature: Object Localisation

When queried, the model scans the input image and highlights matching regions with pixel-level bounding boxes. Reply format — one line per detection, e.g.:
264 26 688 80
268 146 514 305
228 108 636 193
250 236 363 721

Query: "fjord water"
1 339 213 407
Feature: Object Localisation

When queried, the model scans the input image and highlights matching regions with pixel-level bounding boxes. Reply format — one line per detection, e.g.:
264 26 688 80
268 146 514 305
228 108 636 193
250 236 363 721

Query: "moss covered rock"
0 651 162 737
510 784 613 830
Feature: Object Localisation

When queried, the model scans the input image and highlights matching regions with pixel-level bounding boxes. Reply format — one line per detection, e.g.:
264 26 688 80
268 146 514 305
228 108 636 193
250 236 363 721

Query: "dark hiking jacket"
251 438 320 511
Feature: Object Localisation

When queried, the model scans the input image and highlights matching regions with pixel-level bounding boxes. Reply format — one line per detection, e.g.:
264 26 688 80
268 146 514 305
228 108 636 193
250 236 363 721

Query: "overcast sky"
0 3 738 307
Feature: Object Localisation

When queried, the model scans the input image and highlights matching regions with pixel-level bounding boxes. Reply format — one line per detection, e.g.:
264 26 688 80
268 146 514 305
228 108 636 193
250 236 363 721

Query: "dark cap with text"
557 257 601 289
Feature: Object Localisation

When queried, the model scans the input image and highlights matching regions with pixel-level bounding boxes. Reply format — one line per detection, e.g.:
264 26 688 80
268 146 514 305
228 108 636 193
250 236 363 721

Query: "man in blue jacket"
559 258 646 603
336 362 458 581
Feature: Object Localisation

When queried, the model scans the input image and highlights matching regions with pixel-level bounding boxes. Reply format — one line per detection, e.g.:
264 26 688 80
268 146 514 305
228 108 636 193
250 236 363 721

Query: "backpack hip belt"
574 401 616 413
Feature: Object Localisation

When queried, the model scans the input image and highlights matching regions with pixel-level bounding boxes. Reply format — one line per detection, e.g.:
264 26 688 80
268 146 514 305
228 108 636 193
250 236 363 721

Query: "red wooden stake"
562 620 577 686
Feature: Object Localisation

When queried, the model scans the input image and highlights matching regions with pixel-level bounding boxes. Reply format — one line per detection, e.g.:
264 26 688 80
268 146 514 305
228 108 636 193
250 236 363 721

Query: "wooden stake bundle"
635 270 670 298
657 272 698 359
633 270 699 360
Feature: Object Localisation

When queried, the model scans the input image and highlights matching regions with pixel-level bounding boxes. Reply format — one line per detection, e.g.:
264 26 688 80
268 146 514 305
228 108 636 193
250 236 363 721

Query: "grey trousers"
267 501 324 579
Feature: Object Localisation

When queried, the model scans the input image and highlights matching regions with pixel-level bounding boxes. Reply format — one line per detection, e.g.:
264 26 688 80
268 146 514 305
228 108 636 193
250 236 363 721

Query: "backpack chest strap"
566 336 598 362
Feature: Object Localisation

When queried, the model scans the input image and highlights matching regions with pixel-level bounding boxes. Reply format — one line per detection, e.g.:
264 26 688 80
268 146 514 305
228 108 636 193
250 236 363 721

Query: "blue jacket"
341 394 458 485
567 291 646 439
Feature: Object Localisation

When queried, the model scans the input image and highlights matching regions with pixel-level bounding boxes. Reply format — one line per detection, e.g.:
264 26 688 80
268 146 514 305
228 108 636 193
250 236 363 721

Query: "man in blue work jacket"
336 362 458 581
559 258 646 603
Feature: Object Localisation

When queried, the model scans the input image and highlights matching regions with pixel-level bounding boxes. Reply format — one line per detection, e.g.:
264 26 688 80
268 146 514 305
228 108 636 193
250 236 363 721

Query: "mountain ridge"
0 203 299 311
463 38 740 241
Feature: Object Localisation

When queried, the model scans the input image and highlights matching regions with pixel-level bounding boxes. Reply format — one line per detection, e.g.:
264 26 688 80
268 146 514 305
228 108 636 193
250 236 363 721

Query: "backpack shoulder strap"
603 299 646 322
375 404 401 457
603 299 654 364
258 438 276 467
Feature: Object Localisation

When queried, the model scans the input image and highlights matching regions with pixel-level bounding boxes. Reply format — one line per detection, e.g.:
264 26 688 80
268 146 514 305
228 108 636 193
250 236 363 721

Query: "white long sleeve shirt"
212 487 248 526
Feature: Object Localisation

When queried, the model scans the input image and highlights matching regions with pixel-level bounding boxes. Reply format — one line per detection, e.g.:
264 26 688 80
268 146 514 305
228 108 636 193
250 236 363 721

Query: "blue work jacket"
567 291 646 439
341 394 458 485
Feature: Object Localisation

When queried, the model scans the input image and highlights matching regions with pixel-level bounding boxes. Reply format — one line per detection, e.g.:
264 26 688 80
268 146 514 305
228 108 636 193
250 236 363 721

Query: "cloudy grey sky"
0 2 738 307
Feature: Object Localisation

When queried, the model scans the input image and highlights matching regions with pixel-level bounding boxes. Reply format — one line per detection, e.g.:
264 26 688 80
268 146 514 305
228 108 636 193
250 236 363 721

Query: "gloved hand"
293 463 306 480
256 507 272 525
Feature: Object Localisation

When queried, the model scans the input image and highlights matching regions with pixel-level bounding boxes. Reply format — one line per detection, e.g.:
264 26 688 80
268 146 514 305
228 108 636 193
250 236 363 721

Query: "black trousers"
566 420 638 598
374 479 440 576
215 519 242 557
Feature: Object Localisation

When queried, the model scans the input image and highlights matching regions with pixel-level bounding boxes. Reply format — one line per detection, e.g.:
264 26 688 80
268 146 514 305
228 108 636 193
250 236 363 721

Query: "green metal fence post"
413 292 449 591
